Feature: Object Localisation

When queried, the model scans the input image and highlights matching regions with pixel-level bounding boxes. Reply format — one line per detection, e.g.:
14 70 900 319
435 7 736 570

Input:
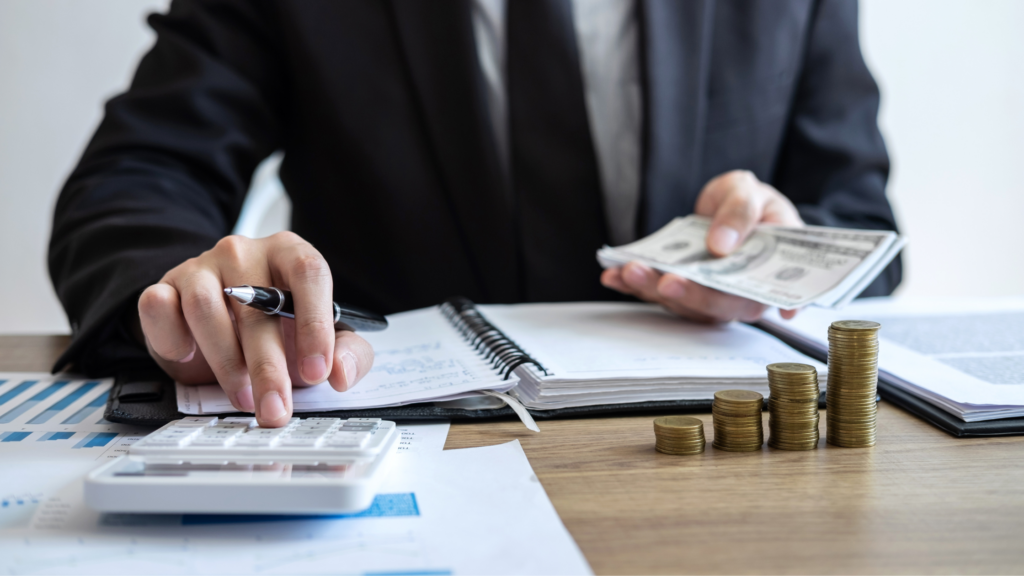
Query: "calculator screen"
108 459 362 479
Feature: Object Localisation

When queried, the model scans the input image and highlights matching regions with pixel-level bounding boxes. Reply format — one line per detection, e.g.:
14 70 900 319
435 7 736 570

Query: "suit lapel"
640 0 716 234
389 0 519 302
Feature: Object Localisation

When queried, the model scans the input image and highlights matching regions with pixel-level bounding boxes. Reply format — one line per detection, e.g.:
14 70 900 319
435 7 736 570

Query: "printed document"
1 427 592 574
760 297 1024 421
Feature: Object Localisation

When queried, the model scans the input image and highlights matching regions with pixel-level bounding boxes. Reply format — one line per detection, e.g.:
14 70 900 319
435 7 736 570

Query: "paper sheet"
760 297 1024 421
0 374 150 461
179 308 517 414
0 432 592 575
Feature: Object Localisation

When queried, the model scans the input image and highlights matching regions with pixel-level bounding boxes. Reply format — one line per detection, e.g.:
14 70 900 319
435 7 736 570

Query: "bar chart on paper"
0 373 148 460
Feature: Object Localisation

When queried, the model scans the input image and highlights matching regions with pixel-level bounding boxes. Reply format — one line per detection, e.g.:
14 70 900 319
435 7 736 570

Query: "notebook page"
178 307 515 414
477 302 824 381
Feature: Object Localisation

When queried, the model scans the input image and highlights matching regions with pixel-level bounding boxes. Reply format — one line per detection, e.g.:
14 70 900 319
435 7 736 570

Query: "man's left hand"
601 170 803 323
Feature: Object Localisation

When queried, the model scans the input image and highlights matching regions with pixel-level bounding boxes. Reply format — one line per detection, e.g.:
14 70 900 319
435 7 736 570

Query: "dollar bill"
596 216 904 309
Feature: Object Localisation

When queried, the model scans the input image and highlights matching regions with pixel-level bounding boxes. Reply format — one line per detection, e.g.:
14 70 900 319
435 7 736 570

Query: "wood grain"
7 335 1024 574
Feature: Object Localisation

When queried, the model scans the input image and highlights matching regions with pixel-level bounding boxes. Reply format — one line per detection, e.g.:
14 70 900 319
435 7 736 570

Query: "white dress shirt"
471 0 642 245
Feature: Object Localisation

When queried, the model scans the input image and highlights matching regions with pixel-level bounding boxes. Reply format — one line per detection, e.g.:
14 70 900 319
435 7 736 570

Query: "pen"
223 285 389 332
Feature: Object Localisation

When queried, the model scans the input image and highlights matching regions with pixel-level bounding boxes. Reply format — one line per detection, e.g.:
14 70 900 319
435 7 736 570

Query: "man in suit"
49 0 901 427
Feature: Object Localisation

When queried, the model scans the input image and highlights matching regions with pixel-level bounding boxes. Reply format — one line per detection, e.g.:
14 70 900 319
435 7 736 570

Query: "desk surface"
5 334 1024 574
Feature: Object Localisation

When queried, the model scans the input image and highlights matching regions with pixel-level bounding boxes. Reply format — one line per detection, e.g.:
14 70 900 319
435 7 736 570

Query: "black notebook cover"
106 369 824 427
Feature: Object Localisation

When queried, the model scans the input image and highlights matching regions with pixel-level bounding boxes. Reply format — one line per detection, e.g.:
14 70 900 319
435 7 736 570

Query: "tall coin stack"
653 416 706 455
766 363 821 450
826 320 881 448
712 390 764 452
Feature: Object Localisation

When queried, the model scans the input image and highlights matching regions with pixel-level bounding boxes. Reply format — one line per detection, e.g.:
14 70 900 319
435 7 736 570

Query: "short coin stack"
826 320 881 448
653 416 706 455
766 363 821 450
712 390 764 452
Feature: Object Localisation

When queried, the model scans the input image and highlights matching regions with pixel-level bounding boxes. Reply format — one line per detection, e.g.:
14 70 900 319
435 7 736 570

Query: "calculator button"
304 418 341 423
234 436 275 447
179 417 219 425
138 437 185 447
156 429 196 437
293 427 331 436
347 418 382 423
324 432 369 447
221 417 257 427
342 420 378 428
279 436 321 447
189 437 231 447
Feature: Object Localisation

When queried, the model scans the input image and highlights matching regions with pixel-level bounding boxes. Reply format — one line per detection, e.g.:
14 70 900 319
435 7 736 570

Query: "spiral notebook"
175 298 825 417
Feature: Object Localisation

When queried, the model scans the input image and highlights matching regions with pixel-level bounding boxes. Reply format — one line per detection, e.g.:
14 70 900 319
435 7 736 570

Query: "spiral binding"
439 296 549 380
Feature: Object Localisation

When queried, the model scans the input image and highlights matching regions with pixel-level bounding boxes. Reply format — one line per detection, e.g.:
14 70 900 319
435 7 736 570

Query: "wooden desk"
7 334 1024 574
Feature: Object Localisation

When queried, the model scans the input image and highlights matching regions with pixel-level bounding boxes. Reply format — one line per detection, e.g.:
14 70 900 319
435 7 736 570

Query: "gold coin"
714 390 764 403
831 320 882 332
653 416 704 431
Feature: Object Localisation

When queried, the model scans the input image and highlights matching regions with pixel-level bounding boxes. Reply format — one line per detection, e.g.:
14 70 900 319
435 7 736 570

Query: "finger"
620 261 663 302
266 232 335 385
174 266 254 413
600 267 631 294
234 304 293 427
761 194 803 226
138 283 195 363
779 308 800 320
706 174 766 257
327 331 375 392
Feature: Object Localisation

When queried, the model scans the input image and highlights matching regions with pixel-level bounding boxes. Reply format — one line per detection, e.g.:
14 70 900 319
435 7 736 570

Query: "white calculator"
85 416 399 515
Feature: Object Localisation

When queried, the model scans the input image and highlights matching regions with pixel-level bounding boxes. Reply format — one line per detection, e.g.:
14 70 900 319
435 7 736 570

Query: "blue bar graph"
183 493 421 525
0 381 68 424
37 431 75 442
27 381 98 424
0 381 36 407
62 390 110 425
72 432 117 449
0 431 31 443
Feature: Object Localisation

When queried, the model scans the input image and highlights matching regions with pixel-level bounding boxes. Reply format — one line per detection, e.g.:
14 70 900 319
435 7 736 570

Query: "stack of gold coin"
766 363 820 451
826 320 881 448
712 390 764 452
653 416 706 455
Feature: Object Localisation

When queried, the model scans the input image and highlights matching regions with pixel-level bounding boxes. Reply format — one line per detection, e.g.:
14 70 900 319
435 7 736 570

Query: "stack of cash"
826 320 881 448
653 416 706 455
711 390 764 452
597 215 905 310
766 363 821 451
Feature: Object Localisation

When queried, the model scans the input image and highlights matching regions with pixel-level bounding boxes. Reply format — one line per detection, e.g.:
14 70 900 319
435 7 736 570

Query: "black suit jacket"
49 0 901 375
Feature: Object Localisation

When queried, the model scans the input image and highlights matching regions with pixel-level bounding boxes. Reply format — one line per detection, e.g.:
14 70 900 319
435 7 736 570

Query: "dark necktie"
507 0 608 302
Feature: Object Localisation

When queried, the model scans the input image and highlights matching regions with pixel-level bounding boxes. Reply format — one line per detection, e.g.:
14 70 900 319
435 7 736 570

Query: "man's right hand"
136 232 375 428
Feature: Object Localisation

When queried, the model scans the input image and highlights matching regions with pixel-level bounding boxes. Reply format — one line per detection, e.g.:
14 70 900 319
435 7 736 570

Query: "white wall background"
1 0 1023 334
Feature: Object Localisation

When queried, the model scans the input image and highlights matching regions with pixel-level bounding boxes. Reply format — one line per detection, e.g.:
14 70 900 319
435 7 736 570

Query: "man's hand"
136 232 374 427
601 170 803 323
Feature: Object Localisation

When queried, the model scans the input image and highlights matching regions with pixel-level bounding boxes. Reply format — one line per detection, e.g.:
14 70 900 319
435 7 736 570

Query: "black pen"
223 285 388 332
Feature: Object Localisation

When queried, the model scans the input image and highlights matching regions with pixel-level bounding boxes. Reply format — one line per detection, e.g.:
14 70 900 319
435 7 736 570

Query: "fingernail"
177 349 195 363
341 352 357 390
260 391 287 422
301 355 327 383
659 278 686 299
235 386 255 413
709 226 740 254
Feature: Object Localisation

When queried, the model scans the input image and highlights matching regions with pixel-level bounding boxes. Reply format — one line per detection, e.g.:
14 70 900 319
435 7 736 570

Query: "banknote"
596 216 904 309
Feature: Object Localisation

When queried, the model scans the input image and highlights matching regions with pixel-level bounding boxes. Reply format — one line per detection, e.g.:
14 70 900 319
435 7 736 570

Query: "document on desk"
0 373 149 460
759 297 1024 421
0 436 591 575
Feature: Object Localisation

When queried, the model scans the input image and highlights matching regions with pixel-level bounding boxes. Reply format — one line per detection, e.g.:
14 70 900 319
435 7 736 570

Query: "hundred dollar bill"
597 216 905 309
